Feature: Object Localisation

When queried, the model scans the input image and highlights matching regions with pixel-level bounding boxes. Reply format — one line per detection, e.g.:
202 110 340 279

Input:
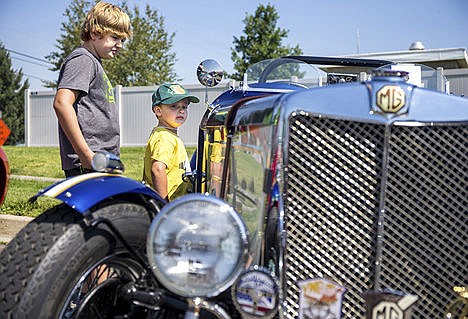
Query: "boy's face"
90 33 125 59
154 98 189 129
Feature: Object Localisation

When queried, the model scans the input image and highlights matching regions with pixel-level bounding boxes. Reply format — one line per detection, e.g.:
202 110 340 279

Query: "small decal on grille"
232 266 278 319
376 85 406 113
363 289 418 319
298 278 346 319
445 286 468 319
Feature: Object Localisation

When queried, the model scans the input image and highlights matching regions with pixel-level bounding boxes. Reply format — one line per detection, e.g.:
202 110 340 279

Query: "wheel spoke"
59 254 143 318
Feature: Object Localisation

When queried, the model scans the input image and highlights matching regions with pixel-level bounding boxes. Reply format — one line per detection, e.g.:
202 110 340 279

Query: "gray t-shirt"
56 46 120 170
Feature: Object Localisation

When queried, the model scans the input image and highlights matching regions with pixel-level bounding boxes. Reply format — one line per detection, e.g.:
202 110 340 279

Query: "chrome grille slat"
285 115 383 318
284 114 467 318
381 125 467 317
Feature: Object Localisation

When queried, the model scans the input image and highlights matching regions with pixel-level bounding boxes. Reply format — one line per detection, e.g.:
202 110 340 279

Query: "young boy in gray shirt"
53 2 132 177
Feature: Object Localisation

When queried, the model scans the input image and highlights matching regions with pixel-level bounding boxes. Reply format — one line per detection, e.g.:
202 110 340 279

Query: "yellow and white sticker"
298 278 346 319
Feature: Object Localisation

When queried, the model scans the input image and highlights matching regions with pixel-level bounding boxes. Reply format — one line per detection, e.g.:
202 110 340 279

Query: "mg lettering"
372 302 403 319
376 85 406 113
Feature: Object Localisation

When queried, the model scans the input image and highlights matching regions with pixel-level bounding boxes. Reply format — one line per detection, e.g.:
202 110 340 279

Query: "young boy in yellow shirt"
143 83 199 201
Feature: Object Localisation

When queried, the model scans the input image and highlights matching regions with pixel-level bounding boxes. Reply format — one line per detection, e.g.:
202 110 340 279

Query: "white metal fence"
24 69 468 147
24 83 229 147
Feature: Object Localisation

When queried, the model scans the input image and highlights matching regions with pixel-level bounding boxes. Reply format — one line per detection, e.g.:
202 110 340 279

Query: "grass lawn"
3 146 147 180
1 179 60 217
0 146 195 217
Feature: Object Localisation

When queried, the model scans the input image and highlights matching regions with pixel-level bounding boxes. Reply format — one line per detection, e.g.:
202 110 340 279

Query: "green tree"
231 3 303 80
44 0 90 88
45 0 177 87
0 42 29 145
105 4 177 86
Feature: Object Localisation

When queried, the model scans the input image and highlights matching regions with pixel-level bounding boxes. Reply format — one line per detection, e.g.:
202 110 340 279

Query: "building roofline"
339 47 468 69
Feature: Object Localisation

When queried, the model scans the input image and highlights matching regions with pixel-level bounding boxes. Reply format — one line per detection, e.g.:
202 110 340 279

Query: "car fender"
33 172 163 214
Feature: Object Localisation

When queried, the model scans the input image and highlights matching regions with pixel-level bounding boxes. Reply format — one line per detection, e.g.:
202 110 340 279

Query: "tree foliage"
45 0 177 87
230 4 303 80
105 3 177 86
0 41 29 145
44 0 90 88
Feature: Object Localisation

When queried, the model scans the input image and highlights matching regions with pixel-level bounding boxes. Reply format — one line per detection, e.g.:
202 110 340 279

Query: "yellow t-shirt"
143 127 191 201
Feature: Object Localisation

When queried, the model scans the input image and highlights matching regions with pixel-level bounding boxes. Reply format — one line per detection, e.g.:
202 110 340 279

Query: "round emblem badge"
231 266 278 319
376 85 406 113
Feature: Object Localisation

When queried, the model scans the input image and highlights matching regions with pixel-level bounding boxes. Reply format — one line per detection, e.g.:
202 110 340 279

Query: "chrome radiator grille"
284 113 467 318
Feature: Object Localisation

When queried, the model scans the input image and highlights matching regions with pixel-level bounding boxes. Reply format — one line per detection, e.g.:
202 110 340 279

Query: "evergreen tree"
231 4 303 80
45 0 177 87
0 42 29 145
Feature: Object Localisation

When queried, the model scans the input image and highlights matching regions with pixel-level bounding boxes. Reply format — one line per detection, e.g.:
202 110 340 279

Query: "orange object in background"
0 119 10 146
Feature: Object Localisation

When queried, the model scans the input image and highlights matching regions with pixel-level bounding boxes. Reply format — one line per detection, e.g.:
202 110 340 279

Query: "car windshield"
375 63 447 91
243 57 448 92
244 58 326 89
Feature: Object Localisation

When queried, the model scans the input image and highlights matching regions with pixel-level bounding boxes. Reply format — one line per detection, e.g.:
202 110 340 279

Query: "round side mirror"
197 59 224 87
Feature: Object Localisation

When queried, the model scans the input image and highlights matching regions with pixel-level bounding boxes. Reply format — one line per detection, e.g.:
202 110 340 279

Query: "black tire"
0 201 152 319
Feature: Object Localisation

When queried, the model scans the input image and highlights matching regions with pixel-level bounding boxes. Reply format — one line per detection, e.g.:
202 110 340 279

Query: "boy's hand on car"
79 149 95 169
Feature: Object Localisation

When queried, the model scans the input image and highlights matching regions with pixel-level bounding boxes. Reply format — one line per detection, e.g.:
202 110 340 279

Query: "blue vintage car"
193 56 467 319
1 56 466 319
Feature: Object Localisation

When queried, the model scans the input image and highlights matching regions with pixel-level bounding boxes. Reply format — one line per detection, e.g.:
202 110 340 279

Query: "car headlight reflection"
147 194 249 297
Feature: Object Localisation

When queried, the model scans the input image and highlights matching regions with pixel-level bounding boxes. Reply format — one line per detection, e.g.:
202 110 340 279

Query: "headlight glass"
147 194 249 297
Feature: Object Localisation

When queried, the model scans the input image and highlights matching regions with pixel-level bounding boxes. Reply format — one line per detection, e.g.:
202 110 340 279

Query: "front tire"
0 201 152 319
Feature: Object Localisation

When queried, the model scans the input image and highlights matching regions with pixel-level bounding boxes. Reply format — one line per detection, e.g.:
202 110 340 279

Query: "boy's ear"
153 105 162 116
90 32 100 40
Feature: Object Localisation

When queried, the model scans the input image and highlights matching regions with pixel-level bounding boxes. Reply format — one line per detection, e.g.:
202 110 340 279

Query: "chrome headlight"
147 194 249 297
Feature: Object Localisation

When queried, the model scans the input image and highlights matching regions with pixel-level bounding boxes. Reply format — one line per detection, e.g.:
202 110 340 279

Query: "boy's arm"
53 88 95 169
151 160 168 199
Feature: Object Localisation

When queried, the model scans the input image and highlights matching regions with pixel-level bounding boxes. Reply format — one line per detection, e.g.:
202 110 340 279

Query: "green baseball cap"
152 83 200 107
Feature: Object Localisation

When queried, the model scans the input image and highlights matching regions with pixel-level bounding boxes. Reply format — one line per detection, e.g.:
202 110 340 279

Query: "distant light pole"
356 28 360 54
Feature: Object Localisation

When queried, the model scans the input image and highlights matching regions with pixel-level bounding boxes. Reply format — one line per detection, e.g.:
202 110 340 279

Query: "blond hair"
81 2 132 41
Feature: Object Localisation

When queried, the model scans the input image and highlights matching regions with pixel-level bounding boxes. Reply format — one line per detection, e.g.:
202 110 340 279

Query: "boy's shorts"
64 167 94 178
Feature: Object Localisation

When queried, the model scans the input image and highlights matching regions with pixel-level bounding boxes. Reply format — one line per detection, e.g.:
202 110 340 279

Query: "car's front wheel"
0 201 151 318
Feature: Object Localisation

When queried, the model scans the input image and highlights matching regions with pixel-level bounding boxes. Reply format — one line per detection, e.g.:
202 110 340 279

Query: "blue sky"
1 0 467 90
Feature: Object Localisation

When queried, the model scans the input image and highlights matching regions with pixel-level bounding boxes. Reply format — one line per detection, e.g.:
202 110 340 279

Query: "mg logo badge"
363 290 418 319
371 300 411 318
376 85 406 113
